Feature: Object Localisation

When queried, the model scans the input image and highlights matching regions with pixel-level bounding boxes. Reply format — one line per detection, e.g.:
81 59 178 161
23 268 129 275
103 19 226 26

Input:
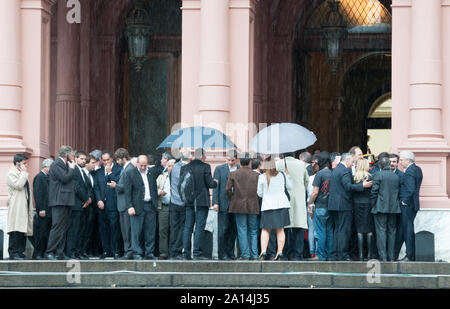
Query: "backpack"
179 167 195 204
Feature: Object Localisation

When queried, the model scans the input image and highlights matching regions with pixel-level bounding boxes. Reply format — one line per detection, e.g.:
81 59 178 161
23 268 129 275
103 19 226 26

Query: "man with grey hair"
45 146 76 260
398 151 423 261
32 158 53 259
328 152 372 261
299 151 313 176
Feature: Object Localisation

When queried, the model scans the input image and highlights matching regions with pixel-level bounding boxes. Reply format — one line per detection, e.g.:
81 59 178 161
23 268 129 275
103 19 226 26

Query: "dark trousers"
399 205 418 260
98 209 121 254
8 231 26 257
119 210 132 256
130 202 157 256
46 206 72 256
33 215 52 257
169 203 185 258
283 227 305 259
330 210 353 260
66 209 82 256
218 211 237 259
183 204 209 258
158 204 170 257
267 230 277 258
374 213 397 261
80 205 95 255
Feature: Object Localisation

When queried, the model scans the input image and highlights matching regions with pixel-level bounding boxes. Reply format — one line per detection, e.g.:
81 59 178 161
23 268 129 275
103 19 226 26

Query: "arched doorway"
253 0 392 154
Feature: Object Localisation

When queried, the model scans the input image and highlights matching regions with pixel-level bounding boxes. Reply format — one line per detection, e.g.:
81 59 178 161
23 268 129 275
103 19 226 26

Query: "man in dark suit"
109 148 136 260
94 151 122 259
328 153 372 261
32 158 53 259
370 157 401 261
65 151 92 259
45 146 76 260
79 154 97 259
212 149 239 260
389 153 405 260
181 148 218 260
398 151 423 261
126 155 158 260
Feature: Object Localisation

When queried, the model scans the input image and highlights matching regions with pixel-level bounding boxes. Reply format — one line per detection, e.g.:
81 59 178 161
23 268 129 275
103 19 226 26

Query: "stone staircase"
0 260 449 288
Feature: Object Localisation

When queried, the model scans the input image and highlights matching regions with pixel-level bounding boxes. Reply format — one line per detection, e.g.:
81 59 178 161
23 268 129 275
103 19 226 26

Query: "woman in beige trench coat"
6 154 34 259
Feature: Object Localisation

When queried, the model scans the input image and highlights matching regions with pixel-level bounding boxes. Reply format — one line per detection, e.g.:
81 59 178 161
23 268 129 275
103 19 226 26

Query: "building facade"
0 0 449 260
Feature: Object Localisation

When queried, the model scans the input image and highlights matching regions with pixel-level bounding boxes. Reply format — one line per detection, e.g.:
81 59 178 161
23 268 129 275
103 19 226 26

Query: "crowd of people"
4 145 422 262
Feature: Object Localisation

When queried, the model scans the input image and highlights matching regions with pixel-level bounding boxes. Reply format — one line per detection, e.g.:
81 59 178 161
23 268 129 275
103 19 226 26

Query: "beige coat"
276 157 309 229
6 166 34 235
156 172 169 210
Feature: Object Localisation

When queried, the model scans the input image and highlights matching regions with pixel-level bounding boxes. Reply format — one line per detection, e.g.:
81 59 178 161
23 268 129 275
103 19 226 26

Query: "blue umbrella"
248 123 317 154
157 126 237 149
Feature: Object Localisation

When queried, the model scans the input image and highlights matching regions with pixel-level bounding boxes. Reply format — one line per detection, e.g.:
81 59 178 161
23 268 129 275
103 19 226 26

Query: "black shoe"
66 254 78 259
237 257 249 261
193 256 209 260
119 253 134 260
171 255 184 261
79 253 90 260
258 252 267 261
9 254 24 260
100 252 111 259
398 256 413 262
219 256 232 261
35 255 44 260
57 254 71 260
144 254 157 260
133 254 144 260
183 254 192 260
272 253 284 261
45 253 56 260
114 253 121 260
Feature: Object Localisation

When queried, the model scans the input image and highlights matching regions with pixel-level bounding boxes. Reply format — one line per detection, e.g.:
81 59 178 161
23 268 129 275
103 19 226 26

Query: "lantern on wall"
322 1 347 76
125 0 151 72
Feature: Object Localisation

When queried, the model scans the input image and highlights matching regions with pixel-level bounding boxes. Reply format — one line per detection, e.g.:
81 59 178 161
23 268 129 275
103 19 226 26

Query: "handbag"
281 172 290 201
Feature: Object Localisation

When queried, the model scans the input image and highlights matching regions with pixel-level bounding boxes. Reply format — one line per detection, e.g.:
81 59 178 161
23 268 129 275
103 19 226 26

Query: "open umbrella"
157 126 237 149
248 123 317 154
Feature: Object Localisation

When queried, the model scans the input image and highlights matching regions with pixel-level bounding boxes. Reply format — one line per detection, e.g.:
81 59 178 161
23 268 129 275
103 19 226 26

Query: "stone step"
0 260 449 288
1 260 449 275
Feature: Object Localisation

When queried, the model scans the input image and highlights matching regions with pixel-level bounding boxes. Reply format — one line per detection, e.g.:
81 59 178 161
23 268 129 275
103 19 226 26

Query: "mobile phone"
66 155 73 163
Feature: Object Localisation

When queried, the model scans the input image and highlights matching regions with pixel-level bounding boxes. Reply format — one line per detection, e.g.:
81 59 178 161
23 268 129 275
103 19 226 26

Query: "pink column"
408 0 444 141
54 0 81 149
0 0 32 206
198 0 230 128
394 0 450 208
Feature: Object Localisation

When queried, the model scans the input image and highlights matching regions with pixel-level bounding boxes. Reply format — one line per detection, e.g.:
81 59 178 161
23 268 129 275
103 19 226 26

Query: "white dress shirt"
141 170 151 202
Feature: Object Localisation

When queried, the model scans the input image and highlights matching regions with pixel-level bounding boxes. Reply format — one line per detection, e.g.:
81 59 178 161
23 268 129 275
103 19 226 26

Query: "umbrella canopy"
248 123 317 154
157 126 237 149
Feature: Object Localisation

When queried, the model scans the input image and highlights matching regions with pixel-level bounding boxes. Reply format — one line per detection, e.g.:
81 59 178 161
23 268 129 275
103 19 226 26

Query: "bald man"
125 155 158 260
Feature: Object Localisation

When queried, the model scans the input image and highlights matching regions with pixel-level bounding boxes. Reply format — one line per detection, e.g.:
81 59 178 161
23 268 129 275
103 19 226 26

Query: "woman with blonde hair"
353 158 374 260
257 157 292 261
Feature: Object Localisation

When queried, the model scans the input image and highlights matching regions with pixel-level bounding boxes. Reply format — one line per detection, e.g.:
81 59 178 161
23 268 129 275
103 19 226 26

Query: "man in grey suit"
212 149 239 260
108 148 136 260
45 145 76 260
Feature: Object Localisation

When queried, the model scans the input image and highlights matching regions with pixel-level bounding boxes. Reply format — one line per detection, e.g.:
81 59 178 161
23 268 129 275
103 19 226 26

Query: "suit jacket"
33 171 50 217
328 162 364 211
125 167 148 215
400 163 423 212
181 159 217 207
148 165 164 209
73 166 90 211
370 170 401 214
226 166 259 214
213 163 240 212
48 157 76 207
115 162 136 212
94 164 121 211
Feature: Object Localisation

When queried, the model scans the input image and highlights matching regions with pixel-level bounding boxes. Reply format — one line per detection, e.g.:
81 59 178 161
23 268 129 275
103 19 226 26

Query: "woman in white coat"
257 158 292 261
